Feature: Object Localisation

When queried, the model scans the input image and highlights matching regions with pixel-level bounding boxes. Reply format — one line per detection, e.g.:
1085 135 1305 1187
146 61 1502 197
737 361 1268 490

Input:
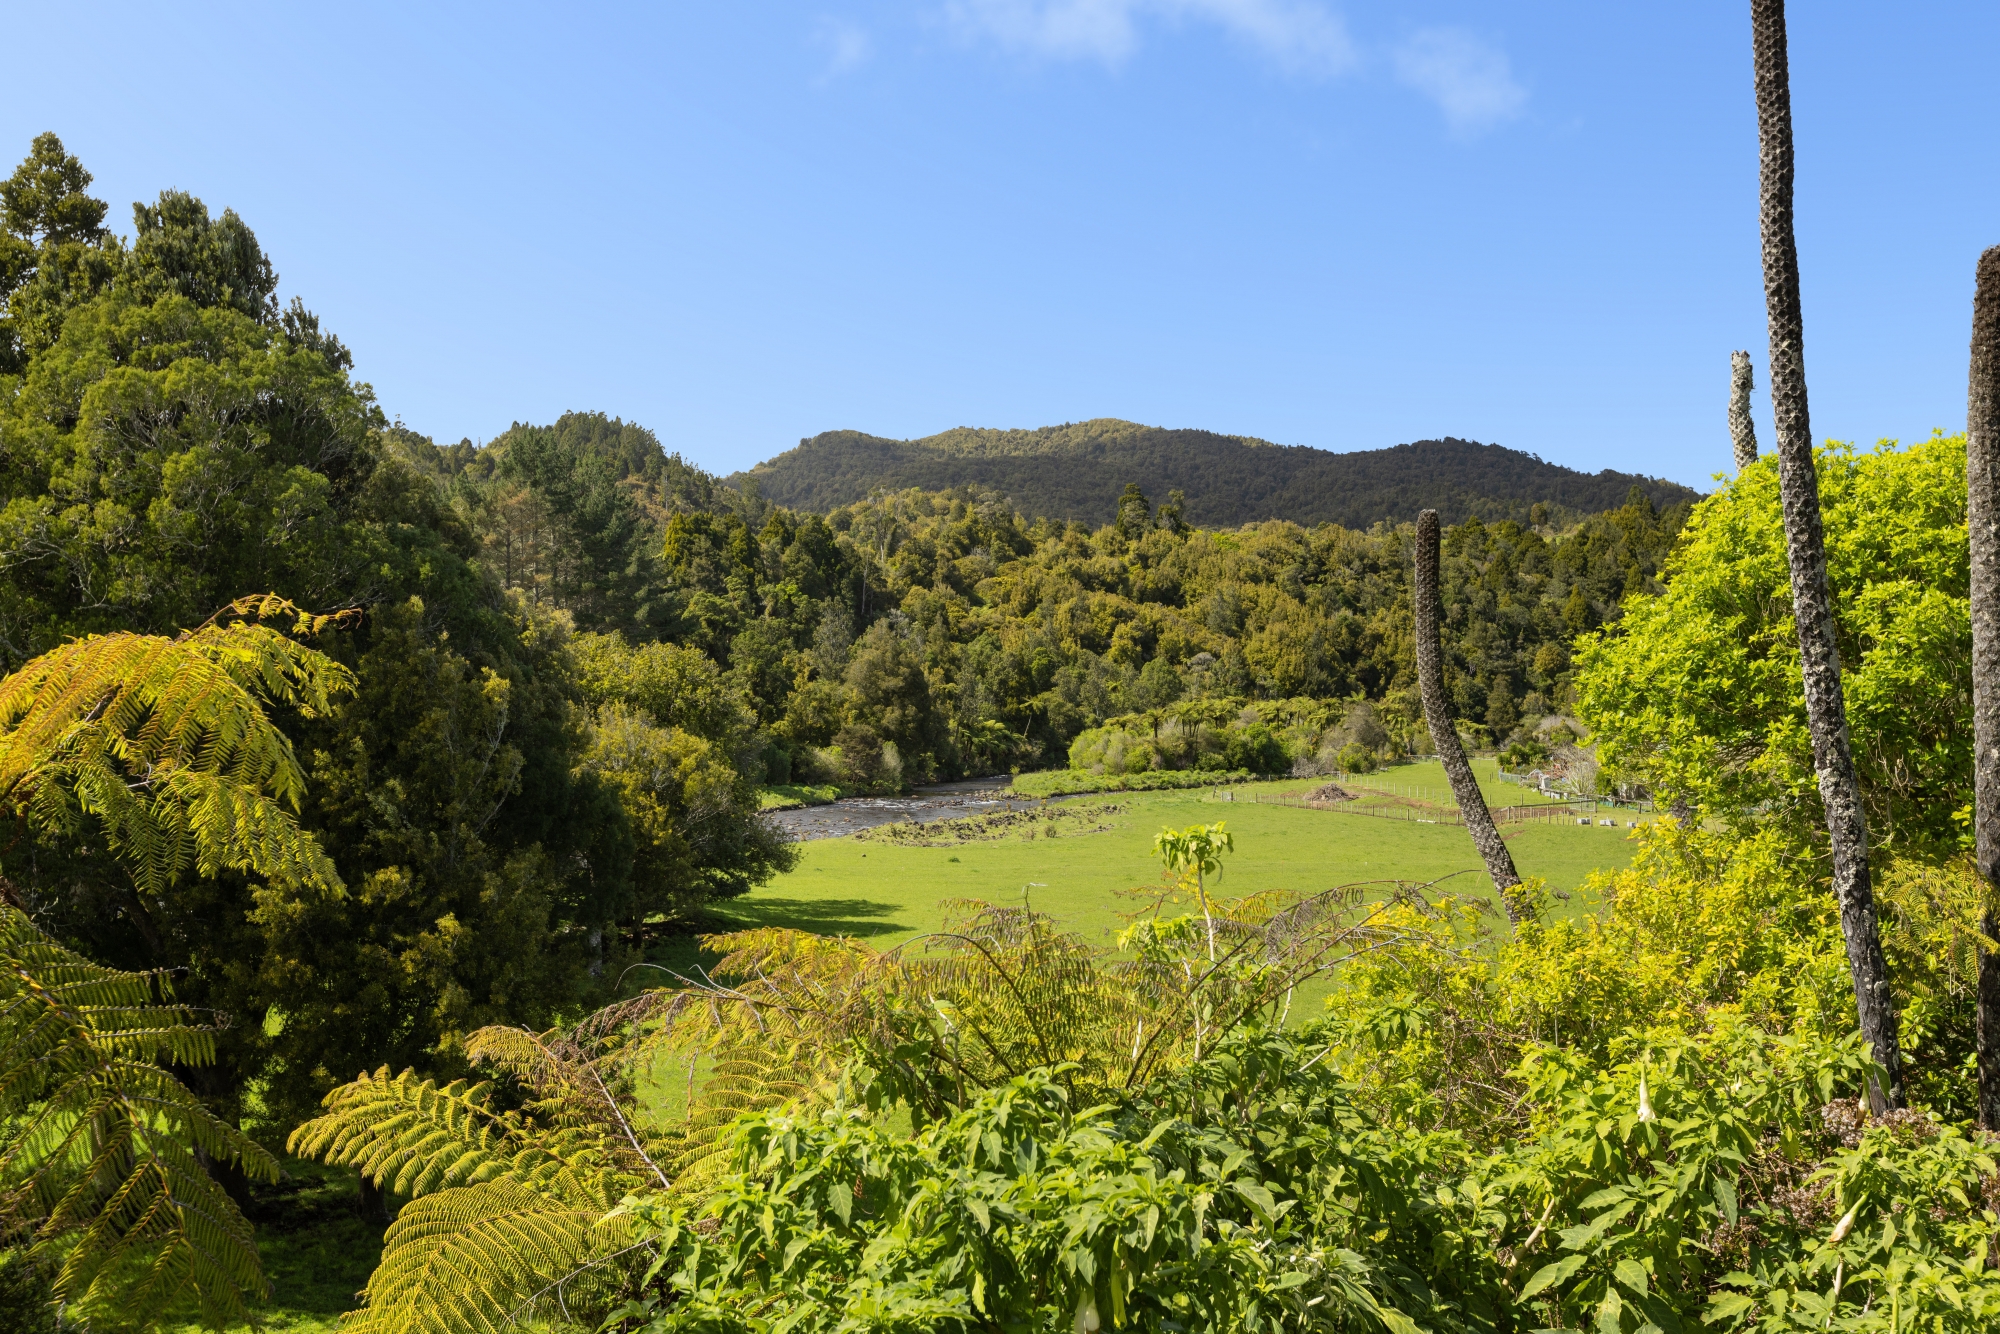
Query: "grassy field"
205 760 1646 1332
672 760 1648 967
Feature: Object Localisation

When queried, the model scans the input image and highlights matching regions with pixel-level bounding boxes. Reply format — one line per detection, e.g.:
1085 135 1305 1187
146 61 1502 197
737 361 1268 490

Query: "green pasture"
680 762 1649 965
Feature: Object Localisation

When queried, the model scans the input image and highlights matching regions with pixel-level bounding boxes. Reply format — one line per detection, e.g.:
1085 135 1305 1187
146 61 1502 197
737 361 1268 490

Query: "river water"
766 777 1057 842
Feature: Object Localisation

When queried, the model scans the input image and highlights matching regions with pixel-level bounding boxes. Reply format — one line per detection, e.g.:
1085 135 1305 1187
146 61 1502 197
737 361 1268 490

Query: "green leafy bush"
1011 767 1256 798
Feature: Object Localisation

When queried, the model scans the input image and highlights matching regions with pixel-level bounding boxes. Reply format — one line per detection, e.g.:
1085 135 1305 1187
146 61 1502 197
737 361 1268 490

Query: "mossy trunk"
1966 245 2000 1130
1750 0 1902 1108
1413 509 1523 921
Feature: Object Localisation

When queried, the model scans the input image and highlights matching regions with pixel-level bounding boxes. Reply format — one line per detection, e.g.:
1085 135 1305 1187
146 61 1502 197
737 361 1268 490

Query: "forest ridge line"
729 417 1703 529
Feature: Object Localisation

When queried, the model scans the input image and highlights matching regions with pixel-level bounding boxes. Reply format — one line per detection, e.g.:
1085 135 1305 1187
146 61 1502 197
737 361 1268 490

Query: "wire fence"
1243 790 1604 825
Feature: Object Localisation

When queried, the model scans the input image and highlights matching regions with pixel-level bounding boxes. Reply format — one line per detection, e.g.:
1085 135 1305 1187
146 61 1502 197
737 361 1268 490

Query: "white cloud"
1392 27 1526 136
945 0 1357 77
814 17 873 82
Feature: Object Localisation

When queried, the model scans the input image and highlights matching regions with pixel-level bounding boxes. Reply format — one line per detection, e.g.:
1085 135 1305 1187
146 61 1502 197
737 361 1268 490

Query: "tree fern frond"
287 1067 557 1199
0 905 275 1325
463 1026 671 1190
0 597 355 897
334 1177 635 1334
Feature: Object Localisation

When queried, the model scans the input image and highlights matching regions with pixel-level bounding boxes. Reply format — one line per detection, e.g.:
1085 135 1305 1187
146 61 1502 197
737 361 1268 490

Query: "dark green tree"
124 189 278 321
0 132 121 373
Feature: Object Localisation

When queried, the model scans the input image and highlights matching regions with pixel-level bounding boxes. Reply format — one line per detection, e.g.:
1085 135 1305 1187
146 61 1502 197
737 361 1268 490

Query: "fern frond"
0 596 354 897
288 1067 562 1199
463 1026 671 1190
0 905 275 1325
334 1175 637 1334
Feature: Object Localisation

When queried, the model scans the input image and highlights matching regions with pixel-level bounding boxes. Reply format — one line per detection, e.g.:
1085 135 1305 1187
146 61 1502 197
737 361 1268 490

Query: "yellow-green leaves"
0 593 353 897
0 906 278 1325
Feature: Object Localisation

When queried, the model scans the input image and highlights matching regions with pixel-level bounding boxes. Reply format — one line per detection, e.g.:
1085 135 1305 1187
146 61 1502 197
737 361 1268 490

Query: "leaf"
1705 1292 1757 1320
1712 1174 1738 1226
1229 1179 1282 1224
1613 1258 1649 1295
1519 1253 1589 1300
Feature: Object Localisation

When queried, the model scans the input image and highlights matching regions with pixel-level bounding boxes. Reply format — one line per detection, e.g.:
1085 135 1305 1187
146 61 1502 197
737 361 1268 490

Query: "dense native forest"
733 418 1700 529
401 412 1689 789
3 22 2000 1327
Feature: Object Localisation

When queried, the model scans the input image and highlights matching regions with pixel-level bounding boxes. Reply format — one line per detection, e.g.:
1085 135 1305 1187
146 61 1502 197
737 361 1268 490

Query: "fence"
1245 788 1601 826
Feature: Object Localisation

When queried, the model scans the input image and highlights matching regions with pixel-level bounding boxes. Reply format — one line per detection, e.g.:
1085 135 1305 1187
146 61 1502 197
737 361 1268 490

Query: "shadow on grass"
635 897 908 988
712 896 907 936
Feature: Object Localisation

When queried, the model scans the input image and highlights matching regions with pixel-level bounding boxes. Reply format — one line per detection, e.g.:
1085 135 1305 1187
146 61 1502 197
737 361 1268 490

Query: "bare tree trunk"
1967 245 2000 1130
1750 0 1902 1109
1413 509 1524 921
1730 350 1760 467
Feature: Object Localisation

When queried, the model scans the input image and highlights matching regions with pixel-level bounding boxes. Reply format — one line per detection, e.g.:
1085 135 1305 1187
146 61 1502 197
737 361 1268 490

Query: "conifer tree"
1750 0 1901 1105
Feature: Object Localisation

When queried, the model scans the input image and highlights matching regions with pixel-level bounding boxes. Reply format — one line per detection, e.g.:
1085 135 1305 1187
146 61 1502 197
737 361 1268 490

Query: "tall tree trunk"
1413 509 1524 922
1750 0 1902 1109
1730 350 1759 467
1968 245 2000 1130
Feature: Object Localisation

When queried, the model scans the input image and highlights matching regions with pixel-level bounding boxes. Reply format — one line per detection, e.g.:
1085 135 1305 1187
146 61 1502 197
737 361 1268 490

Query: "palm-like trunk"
1751 0 1902 1108
1413 509 1524 921
1730 350 1759 467
1967 245 2000 1129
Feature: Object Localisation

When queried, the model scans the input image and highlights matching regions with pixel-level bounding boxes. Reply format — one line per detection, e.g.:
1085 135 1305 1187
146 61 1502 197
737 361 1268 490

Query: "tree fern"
289 1050 657 1332
0 593 356 1329
0 593 355 898
0 905 278 1326
337 1177 631 1334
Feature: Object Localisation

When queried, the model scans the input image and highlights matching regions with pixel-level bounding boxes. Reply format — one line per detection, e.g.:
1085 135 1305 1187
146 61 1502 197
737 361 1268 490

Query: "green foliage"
616 1056 1454 1334
401 413 1686 790
0 133 794 1138
1154 821 1234 957
239 596 630 1126
606 1019 2000 1334
734 420 1698 530
0 603 356 1329
0 595 354 901
0 283 387 664
1069 698 1398 777
1010 767 1255 797
124 190 278 322
0 132 120 374
570 630 793 910
0 907 280 1327
286 1053 648 1334
301 871 1436 1329
1577 434 1970 857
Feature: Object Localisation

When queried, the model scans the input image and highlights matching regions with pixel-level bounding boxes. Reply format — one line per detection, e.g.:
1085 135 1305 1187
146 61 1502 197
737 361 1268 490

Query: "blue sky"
8 2 1996 490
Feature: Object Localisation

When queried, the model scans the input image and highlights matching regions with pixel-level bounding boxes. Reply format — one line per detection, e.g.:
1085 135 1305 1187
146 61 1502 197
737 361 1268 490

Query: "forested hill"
730 419 1701 528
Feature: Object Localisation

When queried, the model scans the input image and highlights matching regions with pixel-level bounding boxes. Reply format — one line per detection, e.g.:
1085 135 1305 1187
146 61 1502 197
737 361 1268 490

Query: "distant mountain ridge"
730 419 1701 528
